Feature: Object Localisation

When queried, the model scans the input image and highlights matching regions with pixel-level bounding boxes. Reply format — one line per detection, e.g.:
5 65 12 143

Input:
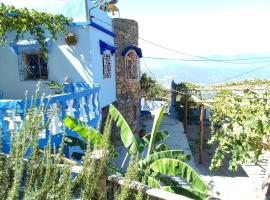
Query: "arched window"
125 50 139 81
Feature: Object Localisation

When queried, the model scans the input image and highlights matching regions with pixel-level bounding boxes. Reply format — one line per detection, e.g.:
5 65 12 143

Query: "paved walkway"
115 115 266 199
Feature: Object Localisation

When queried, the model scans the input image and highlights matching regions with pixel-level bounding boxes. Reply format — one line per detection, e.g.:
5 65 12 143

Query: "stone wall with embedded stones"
112 18 141 135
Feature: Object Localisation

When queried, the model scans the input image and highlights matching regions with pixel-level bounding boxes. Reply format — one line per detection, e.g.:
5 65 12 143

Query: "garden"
0 87 208 200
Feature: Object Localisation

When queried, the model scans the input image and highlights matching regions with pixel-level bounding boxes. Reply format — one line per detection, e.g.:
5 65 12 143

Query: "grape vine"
0 3 72 57
209 90 270 171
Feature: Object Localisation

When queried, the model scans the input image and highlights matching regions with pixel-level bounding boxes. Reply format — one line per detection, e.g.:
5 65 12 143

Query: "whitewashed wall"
0 0 116 108
89 6 116 108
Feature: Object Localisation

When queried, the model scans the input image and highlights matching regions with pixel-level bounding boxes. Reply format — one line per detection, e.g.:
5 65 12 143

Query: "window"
9 38 52 81
23 53 48 80
125 50 139 81
102 51 112 79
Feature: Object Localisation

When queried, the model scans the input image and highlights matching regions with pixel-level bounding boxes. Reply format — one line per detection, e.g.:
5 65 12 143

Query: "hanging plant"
0 3 72 57
65 32 77 46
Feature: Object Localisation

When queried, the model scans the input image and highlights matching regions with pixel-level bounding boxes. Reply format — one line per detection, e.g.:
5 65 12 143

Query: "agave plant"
64 104 208 199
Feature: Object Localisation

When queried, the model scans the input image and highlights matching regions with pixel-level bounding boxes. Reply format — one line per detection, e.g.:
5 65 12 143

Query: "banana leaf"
154 143 171 152
162 186 206 200
64 115 102 147
147 105 165 157
148 158 208 193
109 104 142 153
142 130 169 145
147 176 161 189
139 150 191 169
64 136 86 150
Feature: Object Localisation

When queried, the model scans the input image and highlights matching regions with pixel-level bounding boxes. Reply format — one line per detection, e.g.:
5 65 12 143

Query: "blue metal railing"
0 82 101 155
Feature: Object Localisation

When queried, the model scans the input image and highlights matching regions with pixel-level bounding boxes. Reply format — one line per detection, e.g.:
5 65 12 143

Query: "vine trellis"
175 85 270 171
0 3 72 57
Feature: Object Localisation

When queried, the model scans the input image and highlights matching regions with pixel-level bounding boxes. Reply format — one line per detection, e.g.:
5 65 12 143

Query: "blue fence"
0 82 101 156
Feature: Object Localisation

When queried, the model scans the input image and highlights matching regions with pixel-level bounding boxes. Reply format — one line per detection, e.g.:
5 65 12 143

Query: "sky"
2 0 270 84
115 0 270 84
117 0 270 57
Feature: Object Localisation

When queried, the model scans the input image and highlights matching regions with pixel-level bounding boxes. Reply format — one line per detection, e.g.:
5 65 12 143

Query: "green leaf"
139 150 191 169
148 158 207 193
154 143 171 152
147 105 165 157
109 104 142 153
143 130 169 145
64 115 102 147
162 186 206 200
64 136 86 150
147 176 161 189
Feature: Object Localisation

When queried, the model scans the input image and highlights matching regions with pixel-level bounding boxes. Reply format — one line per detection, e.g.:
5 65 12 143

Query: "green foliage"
109 104 208 200
63 103 207 199
139 150 191 169
140 73 169 100
64 115 103 148
174 82 202 122
0 3 72 57
142 130 169 145
0 85 75 200
147 105 165 156
45 81 64 94
109 104 143 154
174 82 202 92
76 115 112 200
116 156 141 200
148 158 207 194
0 83 114 200
212 79 270 89
209 90 270 171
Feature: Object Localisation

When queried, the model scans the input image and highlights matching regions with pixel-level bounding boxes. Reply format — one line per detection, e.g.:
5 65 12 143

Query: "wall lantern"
65 32 77 46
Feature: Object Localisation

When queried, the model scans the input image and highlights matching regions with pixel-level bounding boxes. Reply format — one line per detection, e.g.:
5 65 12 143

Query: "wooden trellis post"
199 103 205 164
184 95 188 134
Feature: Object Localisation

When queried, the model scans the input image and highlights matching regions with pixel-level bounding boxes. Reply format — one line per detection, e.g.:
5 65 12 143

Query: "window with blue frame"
99 40 116 79
23 53 48 80
9 38 51 81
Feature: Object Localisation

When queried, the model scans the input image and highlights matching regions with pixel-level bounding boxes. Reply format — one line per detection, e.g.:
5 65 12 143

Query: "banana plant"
63 115 103 148
108 104 208 200
63 104 208 199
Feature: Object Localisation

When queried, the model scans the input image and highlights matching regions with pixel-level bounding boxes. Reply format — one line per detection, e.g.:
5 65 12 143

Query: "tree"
140 73 169 100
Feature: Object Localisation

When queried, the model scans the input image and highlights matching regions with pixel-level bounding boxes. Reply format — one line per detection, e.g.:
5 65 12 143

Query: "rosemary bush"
0 85 114 199
115 156 144 200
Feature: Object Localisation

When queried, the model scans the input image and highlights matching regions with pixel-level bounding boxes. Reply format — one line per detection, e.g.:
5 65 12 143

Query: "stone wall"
112 18 141 135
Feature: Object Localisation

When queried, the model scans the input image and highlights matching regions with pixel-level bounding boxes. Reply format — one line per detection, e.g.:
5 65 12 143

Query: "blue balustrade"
0 82 101 157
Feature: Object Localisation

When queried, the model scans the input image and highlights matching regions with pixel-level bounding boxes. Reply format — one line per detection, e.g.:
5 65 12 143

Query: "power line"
139 38 270 65
144 56 270 65
91 16 270 65
141 57 156 79
208 63 270 85
91 15 270 96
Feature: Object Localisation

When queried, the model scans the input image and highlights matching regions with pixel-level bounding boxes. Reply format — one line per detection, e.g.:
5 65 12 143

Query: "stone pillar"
112 18 141 135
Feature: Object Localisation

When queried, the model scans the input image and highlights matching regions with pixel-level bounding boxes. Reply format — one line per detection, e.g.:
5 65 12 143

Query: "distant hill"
142 55 270 87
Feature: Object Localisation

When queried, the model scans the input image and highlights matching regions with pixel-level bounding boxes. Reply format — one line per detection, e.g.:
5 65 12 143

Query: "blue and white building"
0 0 117 108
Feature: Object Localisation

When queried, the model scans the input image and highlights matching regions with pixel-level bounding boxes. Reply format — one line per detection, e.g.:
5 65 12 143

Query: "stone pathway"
114 115 267 199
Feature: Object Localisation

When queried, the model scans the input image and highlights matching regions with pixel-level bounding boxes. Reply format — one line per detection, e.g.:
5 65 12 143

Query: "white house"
0 0 116 108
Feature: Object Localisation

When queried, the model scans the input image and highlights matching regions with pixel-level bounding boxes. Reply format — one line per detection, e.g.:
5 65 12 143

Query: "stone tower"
112 18 142 133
